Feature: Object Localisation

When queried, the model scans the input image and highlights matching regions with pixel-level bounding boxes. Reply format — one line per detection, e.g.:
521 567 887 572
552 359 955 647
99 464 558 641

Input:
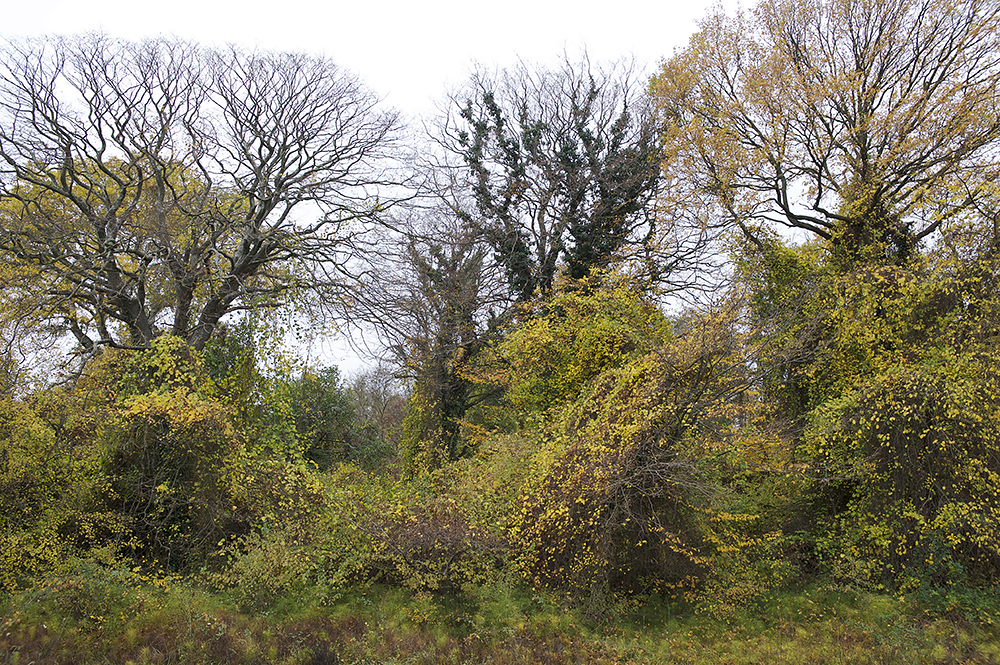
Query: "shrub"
319 466 508 594
0 398 124 591
806 352 1000 590
470 271 670 416
104 386 242 569
512 303 768 610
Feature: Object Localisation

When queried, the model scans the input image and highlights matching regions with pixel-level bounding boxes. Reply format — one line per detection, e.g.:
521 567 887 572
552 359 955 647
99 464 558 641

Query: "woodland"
3 0 1000 662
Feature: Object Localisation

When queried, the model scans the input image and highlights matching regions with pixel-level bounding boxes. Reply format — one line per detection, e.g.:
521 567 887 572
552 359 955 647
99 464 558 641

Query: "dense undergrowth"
5 239 1000 664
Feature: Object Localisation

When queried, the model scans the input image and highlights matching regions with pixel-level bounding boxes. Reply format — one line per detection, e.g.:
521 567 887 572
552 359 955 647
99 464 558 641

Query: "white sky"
3 0 730 374
3 0 727 118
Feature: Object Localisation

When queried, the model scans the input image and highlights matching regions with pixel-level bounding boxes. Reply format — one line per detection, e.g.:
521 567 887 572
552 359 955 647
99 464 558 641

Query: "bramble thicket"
3 1 1000 661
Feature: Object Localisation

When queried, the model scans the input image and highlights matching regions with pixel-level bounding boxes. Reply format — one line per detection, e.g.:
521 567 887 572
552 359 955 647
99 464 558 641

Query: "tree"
346 363 407 449
653 0 1000 265
349 210 505 465
434 56 691 301
0 34 399 355
285 365 392 470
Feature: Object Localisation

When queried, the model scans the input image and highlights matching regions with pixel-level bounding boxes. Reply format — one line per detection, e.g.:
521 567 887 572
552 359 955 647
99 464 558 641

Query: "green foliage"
103 383 242 568
728 234 832 419
320 467 506 592
119 335 212 396
400 349 480 470
732 226 1000 593
451 58 662 301
224 457 327 539
0 331 372 592
400 387 471 471
0 396 126 592
8 25 1000 649
204 320 391 469
208 461 507 610
24 335 333 573
729 233 827 322
0 390 144 591
4 576 1000 665
287 366 391 471
209 459 329 610
0 398 61 531
514 351 700 604
16 553 173 634
202 320 302 459
449 432 540 545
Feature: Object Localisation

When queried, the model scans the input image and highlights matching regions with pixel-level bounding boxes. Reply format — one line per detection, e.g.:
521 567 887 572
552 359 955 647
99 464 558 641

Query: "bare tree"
0 34 400 355
346 362 408 449
346 203 508 462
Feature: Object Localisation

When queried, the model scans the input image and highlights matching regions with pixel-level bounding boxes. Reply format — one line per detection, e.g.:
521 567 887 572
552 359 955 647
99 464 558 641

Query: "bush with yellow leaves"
486 276 786 611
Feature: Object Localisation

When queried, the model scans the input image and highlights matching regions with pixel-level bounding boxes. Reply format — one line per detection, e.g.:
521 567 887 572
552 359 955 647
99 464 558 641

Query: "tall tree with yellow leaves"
653 0 1000 265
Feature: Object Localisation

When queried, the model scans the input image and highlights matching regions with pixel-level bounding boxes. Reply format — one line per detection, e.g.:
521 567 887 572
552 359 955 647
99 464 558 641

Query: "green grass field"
3 579 998 664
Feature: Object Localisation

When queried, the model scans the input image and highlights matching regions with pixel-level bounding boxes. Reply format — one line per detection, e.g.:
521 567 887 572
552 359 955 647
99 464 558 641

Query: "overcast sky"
2 0 732 373
3 0 730 119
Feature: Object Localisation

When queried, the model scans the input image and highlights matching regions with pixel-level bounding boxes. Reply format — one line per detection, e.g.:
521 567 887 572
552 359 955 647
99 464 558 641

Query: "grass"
2 579 999 664
613 585 1000 664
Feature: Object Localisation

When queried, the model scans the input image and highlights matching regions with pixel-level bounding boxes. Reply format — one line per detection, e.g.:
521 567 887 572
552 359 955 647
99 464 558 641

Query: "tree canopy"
0 34 399 355
653 0 1000 264
433 57 688 301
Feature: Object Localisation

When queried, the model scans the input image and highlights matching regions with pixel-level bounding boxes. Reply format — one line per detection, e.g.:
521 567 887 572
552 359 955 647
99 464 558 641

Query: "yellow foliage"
467 271 671 415
510 300 780 607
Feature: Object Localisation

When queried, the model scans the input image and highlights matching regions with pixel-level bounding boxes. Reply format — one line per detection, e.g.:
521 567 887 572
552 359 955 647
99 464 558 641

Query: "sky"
3 0 728 118
2 0 730 373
